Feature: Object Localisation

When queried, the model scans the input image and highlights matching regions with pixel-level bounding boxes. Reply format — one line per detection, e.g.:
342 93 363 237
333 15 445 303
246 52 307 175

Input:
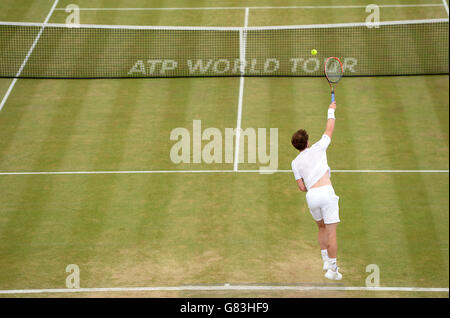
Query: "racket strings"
325 59 343 83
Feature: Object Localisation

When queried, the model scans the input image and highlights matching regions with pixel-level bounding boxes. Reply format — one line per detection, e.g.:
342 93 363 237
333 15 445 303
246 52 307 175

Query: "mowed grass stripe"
28 78 240 172
90 78 194 287
55 77 239 286
397 76 449 282
65 79 147 286
101 59 196 282
349 173 418 287
0 80 172 286
371 43 447 285
0 79 91 289
336 77 448 170
423 76 449 145
227 173 274 283
373 78 448 286
388 174 448 286
399 77 448 171
0 82 70 232
0 0 57 22
421 173 450 271
235 77 448 172
0 80 52 170
0 173 446 289
159 174 234 286
0 79 145 288
61 7 158 286
338 79 416 286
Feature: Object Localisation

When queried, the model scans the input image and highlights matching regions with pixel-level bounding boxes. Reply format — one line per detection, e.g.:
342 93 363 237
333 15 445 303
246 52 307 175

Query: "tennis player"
291 101 342 280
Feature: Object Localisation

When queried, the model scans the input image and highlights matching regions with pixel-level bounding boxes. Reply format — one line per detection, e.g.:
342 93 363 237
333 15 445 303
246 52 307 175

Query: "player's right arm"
324 101 336 139
296 178 307 192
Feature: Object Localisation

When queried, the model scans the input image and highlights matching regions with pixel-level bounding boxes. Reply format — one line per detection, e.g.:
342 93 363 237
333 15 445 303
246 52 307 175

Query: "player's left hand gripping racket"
324 57 344 103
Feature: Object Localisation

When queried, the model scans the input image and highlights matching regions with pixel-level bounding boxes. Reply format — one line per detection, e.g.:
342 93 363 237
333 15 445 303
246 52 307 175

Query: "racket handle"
331 90 335 103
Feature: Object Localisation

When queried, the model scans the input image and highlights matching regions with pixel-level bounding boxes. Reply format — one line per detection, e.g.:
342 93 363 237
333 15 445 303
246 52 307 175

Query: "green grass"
51 6 246 27
0 78 239 171
251 6 448 26
0 79 12 95
0 173 447 292
240 76 449 170
0 0 448 298
0 0 57 22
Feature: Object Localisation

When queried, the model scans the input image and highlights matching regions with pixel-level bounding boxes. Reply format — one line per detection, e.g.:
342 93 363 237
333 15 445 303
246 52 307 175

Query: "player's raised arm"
324 101 336 139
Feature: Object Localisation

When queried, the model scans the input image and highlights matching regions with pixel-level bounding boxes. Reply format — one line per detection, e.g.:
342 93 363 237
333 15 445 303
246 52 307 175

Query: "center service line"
233 8 249 172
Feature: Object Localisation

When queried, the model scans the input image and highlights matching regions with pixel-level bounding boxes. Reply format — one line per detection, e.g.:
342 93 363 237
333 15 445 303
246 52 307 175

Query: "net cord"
0 18 448 31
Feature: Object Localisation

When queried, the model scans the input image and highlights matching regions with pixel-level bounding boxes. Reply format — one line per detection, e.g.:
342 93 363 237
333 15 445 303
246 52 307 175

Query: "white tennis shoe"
323 261 329 271
325 267 342 280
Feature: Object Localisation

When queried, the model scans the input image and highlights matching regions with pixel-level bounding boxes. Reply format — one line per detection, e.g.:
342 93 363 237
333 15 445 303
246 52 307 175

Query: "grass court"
0 0 448 297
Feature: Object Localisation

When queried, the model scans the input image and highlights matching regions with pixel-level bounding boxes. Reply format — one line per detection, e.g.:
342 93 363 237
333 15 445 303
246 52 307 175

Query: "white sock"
328 258 337 270
321 249 329 262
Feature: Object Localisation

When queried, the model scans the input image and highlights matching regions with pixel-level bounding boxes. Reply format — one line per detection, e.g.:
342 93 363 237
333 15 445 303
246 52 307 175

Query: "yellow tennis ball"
311 49 318 55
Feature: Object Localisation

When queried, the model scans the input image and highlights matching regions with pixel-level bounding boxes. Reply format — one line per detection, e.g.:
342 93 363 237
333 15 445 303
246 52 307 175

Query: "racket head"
324 57 344 84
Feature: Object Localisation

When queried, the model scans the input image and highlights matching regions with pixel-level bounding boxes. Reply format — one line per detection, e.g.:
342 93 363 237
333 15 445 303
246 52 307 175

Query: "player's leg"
307 191 331 271
324 222 342 280
315 219 329 270
322 191 342 280
325 222 338 260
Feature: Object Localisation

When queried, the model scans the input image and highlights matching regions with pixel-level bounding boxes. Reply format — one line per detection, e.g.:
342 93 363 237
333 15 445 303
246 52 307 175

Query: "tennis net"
0 19 448 79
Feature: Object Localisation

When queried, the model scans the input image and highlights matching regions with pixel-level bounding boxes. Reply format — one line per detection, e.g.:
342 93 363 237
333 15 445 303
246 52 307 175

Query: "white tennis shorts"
306 185 340 224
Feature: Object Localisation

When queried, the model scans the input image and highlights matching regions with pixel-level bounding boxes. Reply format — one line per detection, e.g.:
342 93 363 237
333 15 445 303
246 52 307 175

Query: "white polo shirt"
291 134 332 190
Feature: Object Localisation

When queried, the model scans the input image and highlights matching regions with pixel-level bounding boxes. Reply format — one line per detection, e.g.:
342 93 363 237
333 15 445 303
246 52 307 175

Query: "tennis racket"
324 57 344 103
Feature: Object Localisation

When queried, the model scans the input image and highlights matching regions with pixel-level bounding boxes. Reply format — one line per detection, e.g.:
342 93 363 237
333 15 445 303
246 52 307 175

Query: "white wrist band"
328 108 335 119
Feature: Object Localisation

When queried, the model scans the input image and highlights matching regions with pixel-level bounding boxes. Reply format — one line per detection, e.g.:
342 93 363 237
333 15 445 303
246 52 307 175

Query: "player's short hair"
291 129 309 151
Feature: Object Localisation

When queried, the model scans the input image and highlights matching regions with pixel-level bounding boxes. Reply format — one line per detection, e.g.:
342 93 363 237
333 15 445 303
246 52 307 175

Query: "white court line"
233 8 249 172
0 0 59 112
0 284 447 295
0 170 448 176
53 4 445 11
442 0 450 16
